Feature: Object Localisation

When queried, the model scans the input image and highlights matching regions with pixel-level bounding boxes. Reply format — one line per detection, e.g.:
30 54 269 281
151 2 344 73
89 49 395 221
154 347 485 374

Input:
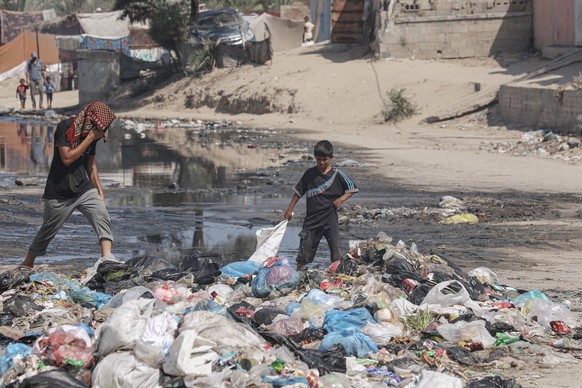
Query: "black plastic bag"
4 295 42 317
149 268 189 281
253 327 331 375
466 376 523 388
321 344 348 373
0 269 30 293
85 261 137 292
0 313 14 326
485 321 515 336
181 254 224 285
291 327 325 343
336 258 358 276
445 346 480 366
125 256 175 277
253 307 286 326
7 369 88 388
180 253 223 272
408 283 432 305
228 301 256 320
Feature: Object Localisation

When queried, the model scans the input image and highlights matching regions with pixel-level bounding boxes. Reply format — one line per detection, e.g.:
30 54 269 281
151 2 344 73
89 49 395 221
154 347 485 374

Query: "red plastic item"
328 260 340 273
401 278 418 293
550 320 572 334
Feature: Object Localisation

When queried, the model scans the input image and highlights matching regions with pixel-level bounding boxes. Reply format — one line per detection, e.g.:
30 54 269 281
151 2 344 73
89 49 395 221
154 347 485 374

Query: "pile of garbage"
480 129 582 163
0 233 579 387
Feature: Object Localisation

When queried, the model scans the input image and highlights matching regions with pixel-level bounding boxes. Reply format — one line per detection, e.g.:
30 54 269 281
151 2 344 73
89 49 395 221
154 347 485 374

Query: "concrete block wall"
77 50 121 107
381 0 533 59
499 84 582 134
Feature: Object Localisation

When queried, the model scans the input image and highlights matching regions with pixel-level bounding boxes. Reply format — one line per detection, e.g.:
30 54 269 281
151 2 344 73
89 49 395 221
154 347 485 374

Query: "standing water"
0 118 307 266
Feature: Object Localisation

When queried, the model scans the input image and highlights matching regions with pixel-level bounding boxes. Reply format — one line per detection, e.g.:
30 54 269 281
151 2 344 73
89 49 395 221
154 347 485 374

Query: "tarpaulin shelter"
0 29 59 81
245 13 304 64
246 13 304 52
0 9 45 45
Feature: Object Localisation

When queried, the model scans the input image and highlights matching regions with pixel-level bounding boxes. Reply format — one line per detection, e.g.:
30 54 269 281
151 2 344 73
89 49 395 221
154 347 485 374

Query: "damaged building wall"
499 84 582 134
379 0 533 59
77 50 121 107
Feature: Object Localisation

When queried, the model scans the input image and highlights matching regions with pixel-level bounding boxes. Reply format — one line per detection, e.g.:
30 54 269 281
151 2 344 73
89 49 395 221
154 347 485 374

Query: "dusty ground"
1 42 582 386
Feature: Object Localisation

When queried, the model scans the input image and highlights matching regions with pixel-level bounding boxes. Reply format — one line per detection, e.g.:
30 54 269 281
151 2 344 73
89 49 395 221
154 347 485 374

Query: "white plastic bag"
361 322 403 346
416 370 463 388
248 220 288 263
468 267 499 286
95 299 154 357
92 351 161 388
421 280 471 307
436 320 496 348
134 312 178 367
163 331 218 377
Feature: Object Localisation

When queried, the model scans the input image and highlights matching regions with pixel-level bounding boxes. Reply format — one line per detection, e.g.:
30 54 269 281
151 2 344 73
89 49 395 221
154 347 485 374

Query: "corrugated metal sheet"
331 0 364 43
534 0 576 49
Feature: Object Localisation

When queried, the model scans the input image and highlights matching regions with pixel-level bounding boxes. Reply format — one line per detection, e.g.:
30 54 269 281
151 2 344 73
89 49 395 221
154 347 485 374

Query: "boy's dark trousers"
296 215 341 267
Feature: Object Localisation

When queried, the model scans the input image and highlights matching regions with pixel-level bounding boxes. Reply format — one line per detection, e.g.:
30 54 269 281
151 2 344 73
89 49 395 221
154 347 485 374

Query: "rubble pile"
0 234 579 387
480 129 582 163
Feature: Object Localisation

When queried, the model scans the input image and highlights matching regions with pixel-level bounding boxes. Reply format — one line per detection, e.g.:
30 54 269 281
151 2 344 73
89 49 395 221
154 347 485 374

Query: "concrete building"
380 0 533 59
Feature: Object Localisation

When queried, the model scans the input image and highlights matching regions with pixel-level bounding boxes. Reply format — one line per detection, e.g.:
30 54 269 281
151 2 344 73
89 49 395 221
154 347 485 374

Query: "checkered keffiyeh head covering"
66 102 116 148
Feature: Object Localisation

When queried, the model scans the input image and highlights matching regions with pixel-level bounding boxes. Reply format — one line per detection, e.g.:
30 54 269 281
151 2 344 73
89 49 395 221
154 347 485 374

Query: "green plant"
573 72 582 91
383 87 417 123
114 0 197 66
404 308 435 331
185 41 218 75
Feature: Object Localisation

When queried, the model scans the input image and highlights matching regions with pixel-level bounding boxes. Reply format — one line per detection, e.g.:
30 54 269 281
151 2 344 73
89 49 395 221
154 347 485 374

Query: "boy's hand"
85 128 104 142
333 199 343 209
283 210 294 220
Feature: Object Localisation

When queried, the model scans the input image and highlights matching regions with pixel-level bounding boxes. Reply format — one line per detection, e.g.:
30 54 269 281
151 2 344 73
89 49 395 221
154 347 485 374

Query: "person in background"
44 76 56 108
16 78 28 110
67 69 75 91
26 52 45 109
304 16 315 43
21 102 117 269
284 140 359 270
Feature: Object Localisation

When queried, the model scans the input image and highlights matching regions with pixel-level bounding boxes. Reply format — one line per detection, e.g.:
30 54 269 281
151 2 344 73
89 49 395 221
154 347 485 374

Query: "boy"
284 140 359 270
21 102 116 268
16 79 28 109
44 76 56 108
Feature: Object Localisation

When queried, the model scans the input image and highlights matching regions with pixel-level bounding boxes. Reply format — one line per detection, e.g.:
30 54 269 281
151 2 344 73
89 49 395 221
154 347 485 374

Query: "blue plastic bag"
319 328 378 357
69 288 111 309
0 343 32 375
323 308 376 333
251 258 301 298
220 261 260 278
286 302 301 316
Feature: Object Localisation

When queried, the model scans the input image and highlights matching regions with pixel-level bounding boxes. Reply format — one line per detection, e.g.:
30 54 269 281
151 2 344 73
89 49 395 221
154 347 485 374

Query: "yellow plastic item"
441 213 478 225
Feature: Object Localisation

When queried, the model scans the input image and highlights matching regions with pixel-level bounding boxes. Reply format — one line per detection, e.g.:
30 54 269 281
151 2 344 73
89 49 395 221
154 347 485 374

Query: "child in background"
16 79 29 110
44 76 56 108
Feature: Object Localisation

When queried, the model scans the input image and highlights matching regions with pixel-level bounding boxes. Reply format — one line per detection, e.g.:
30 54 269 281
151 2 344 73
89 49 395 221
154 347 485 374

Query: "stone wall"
77 50 121 107
381 0 533 59
499 84 582 134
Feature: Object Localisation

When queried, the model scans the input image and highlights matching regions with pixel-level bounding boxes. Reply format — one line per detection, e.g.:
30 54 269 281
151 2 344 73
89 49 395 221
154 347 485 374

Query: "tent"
0 29 59 81
246 13 304 52
76 10 130 38
0 9 45 44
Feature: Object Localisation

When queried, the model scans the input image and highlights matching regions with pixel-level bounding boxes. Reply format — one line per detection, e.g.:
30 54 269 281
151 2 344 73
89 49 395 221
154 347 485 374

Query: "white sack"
247 220 288 263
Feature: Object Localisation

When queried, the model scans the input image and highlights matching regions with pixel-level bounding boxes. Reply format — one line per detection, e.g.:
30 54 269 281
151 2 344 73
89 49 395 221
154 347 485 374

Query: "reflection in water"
132 219 301 263
0 120 54 174
1 118 300 264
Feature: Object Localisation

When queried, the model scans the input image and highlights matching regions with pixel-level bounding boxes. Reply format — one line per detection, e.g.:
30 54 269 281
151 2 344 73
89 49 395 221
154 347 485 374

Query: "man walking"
22 102 117 268
26 52 45 110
